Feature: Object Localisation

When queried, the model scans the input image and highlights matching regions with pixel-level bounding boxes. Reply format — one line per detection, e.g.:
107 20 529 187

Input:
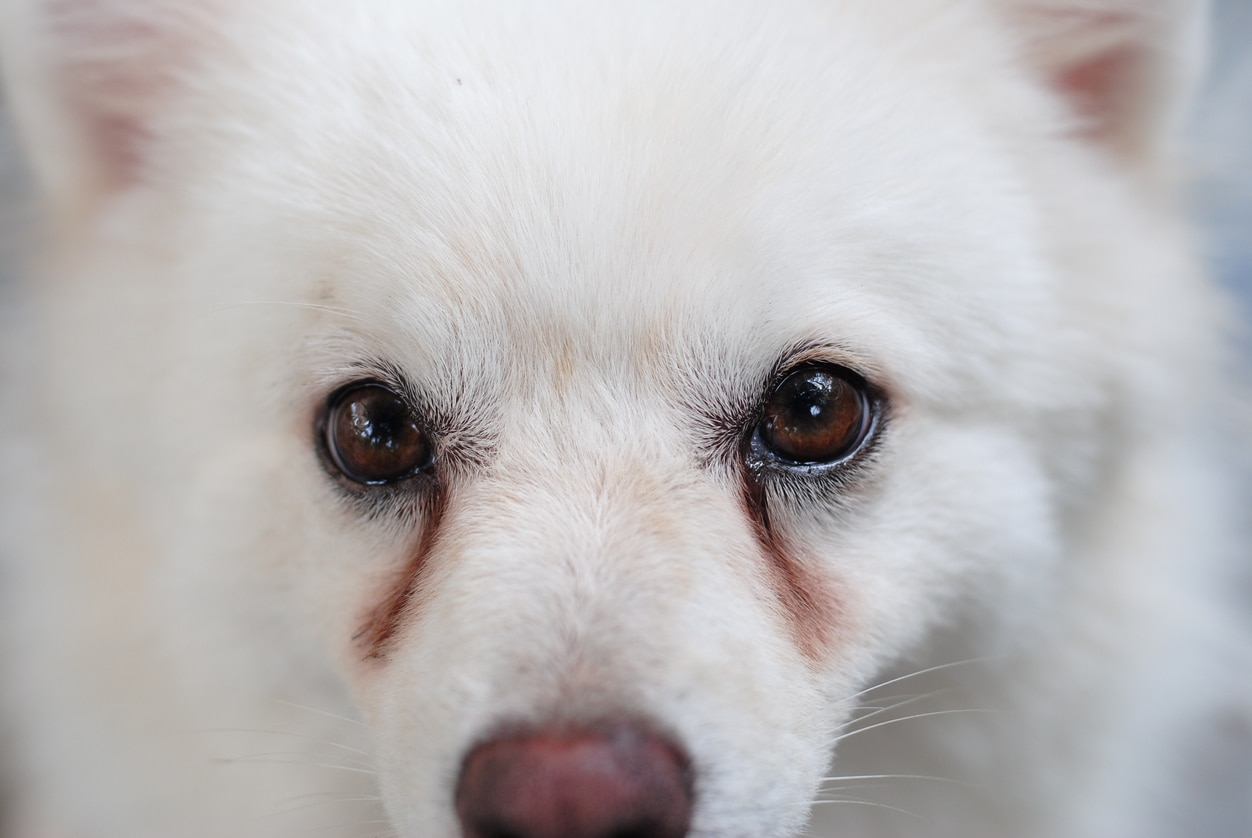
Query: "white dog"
1 0 1248 836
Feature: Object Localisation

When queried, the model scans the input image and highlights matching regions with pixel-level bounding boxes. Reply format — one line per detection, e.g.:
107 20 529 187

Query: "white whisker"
849 657 995 701
277 790 384 804
820 772 964 786
810 797 923 820
190 727 374 760
269 698 369 728
838 689 957 732
210 754 379 777
835 708 993 745
260 795 385 822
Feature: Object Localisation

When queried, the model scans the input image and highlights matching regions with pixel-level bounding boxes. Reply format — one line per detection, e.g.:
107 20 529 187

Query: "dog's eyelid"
766 342 885 392
321 359 455 433
342 360 422 410
316 359 503 483
684 343 889 465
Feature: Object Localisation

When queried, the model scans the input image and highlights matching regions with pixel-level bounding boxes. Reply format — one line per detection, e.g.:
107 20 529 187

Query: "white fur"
1 1 1248 836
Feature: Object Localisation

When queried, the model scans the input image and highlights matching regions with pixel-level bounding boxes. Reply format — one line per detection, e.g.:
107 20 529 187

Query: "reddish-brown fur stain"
355 493 447 661
740 479 840 663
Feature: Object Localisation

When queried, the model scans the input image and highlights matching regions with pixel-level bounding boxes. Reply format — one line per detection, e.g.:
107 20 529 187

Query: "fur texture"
1 1 1248 836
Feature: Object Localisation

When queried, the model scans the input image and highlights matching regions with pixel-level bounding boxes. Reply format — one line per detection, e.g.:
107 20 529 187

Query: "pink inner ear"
1013 4 1177 159
47 3 186 191
69 100 152 191
1054 42 1140 147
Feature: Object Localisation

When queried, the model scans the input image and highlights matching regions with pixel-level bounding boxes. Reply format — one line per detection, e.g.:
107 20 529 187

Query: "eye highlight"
754 365 873 466
324 383 432 484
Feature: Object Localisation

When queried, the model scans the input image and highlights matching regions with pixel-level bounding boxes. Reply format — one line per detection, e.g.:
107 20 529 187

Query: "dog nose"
455 724 693 838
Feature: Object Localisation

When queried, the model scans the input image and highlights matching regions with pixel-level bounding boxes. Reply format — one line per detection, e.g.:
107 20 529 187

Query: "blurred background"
1195 0 1252 354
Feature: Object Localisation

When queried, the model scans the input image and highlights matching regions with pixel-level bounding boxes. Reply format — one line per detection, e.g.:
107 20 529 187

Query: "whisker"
209 754 379 777
820 772 964 786
809 797 923 819
276 790 384 804
849 657 995 701
834 708 993 745
269 698 369 728
261 795 385 822
307 817 394 835
190 727 374 760
837 689 956 732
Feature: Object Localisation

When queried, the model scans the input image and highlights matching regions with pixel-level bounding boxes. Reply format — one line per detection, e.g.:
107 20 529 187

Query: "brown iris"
758 366 871 464
325 383 432 484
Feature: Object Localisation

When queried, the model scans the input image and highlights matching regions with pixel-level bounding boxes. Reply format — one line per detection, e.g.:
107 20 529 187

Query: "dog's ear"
1000 0 1206 168
0 0 218 219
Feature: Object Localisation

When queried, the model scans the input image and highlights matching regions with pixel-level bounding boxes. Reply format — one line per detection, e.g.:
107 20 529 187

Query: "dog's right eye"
324 383 432 484
753 365 875 467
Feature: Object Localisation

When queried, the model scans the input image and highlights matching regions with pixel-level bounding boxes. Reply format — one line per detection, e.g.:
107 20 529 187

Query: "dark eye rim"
743 362 883 476
318 380 436 487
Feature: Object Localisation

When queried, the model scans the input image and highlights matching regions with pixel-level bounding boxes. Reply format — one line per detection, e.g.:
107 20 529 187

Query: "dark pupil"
760 369 866 463
330 386 428 482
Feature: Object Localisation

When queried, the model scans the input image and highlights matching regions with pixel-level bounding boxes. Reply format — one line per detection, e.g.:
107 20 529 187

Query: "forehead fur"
137 0 1070 413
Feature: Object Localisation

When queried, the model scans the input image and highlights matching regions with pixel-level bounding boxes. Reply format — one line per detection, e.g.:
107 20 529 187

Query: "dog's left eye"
754 366 873 466
323 383 432 484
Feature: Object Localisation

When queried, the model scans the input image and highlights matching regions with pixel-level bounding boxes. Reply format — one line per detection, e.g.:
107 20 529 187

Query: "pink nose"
455 724 693 838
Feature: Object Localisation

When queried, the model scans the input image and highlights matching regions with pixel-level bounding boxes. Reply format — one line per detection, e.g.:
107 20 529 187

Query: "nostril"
455 723 693 838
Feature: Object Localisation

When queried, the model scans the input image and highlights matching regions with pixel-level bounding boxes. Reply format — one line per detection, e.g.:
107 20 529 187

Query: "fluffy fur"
1 0 1248 836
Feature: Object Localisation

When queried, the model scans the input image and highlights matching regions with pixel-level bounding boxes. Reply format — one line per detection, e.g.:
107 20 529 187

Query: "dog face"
2 1 1229 836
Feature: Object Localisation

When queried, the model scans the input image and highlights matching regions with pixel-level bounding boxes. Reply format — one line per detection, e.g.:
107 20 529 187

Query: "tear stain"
354 492 447 661
740 477 840 663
